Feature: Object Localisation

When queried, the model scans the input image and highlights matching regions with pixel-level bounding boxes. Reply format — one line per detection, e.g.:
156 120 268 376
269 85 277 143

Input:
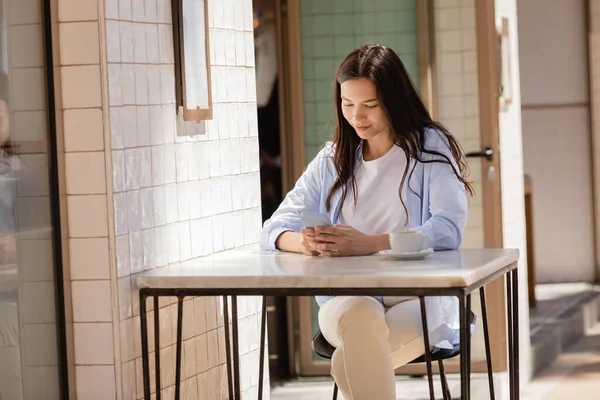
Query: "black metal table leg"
480 286 496 400
512 270 520 400
466 294 472 399
459 294 469 400
140 291 151 400
418 296 435 400
231 296 241 399
154 296 161 400
506 273 514 400
258 296 268 399
174 296 184 400
223 296 234 400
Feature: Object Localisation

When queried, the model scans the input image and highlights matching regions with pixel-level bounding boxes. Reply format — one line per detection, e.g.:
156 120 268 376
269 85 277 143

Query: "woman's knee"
336 297 385 330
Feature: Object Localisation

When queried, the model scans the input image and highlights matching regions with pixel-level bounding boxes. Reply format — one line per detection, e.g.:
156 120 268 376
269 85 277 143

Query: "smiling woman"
260 43 472 399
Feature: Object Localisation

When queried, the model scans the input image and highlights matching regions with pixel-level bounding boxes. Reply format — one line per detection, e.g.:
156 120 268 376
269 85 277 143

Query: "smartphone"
301 211 332 228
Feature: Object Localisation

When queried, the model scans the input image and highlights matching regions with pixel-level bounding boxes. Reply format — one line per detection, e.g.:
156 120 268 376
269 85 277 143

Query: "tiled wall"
299 0 419 162
56 0 266 398
495 0 531 383
2 0 61 398
433 0 483 249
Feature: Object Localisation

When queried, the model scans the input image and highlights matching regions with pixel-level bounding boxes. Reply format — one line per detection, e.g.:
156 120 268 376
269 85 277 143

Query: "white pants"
318 296 425 400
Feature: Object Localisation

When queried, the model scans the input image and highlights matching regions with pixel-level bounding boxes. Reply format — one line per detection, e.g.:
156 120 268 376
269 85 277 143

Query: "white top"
341 145 408 234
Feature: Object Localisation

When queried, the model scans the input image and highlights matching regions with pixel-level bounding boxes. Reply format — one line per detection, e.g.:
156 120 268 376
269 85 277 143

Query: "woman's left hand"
309 224 380 257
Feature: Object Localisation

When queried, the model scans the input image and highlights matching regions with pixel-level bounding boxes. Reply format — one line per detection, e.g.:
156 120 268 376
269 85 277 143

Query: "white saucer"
377 248 434 261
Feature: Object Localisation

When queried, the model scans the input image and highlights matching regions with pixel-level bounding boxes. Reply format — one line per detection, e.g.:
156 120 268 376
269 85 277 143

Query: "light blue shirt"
261 129 467 296
259 128 470 348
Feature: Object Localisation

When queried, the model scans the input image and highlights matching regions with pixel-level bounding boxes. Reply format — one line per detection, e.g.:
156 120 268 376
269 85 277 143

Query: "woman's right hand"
299 228 320 256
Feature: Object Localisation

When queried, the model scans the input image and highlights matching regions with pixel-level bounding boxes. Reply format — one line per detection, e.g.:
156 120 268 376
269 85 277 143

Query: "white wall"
518 0 595 283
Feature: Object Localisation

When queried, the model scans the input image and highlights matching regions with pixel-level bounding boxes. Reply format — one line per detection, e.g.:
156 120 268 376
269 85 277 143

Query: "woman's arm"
260 147 330 251
410 134 468 250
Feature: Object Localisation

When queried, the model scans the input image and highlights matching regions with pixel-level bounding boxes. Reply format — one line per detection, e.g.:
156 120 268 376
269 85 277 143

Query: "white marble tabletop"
137 248 519 290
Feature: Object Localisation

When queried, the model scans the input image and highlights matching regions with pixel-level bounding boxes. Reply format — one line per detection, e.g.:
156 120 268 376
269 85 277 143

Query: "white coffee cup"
389 231 429 254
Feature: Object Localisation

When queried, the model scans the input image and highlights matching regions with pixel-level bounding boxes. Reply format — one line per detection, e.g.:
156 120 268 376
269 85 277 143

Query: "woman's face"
340 78 391 141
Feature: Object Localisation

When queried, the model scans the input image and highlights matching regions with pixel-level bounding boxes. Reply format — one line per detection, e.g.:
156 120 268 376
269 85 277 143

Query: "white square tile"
13 110 48 144
76 366 116 398
212 0 224 28
188 182 201 220
116 234 131 277
158 23 174 63
25 367 60 399
208 140 221 177
216 104 228 141
135 64 149 105
119 0 132 20
155 225 169 266
162 104 176 143
152 186 167 226
125 148 141 190
167 223 180 263
164 142 177 183
223 0 234 28
145 24 159 64
233 211 244 247
231 176 242 211
165 183 179 223
147 66 161 104
141 146 152 188
178 221 192 260
218 140 230 175
118 67 135 107
140 187 155 229
19 239 53 282
72 280 112 322
160 64 176 104
121 361 136 400
145 0 158 22
236 68 247 102
66 152 106 195
242 0 253 31
133 22 147 63
59 0 98 21
156 0 172 23
183 338 197 380
114 192 129 236
74 323 114 364
245 32 255 66
132 0 145 21
127 189 142 232
175 143 189 182
177 182 190 221
198 179 212 217
246 68 257 103
106 0 120 19
216 67 227 103
186 143 200 181
210 178 223 214
227 103 239 140
199 217 213 255
23 324 58 366
225 67 237 103
59 22 99 65
207 105 220 141
198 142 210 179
129 230 143 273
67 195 108 238
108 64 123 107
190 218 202 258
222 213 234 250
233 0 244 29
248 105 258 137
136 107 151 147
120 21 134 62
209 27 217 64
214 30 226 65
212 214 224 252
149 105 163 145
142 227 156 270
228 139 241 175
150 146 165 186
118 276 133 321
237 103 248 137
61 66 102 109
225 31 236 66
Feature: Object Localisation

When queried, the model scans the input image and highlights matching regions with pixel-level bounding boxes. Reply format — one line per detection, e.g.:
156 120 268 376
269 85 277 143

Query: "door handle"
465 147 494 161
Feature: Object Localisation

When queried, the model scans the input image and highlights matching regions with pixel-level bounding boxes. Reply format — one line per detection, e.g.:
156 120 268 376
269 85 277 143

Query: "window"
172 0 212 122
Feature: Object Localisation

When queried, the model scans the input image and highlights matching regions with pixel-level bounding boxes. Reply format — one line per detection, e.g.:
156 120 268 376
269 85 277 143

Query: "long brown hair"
325 44 474 217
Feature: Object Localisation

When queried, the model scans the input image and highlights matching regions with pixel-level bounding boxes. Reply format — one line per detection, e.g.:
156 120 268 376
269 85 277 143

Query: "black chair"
311 311 475 400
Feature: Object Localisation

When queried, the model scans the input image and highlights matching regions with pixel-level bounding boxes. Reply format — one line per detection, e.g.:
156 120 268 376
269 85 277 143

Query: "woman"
260 44 473 399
